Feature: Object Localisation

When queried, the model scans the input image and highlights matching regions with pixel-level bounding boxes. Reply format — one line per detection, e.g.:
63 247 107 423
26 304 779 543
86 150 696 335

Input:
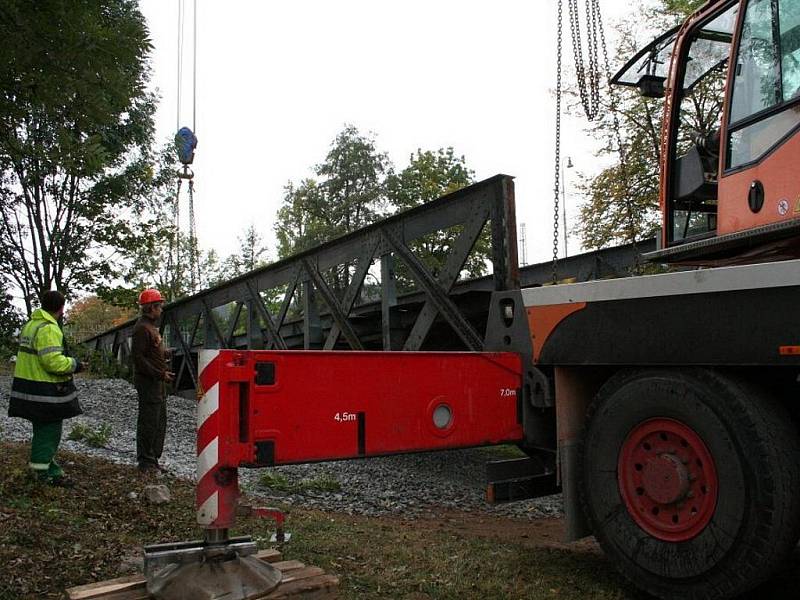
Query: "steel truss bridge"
83 175 653 393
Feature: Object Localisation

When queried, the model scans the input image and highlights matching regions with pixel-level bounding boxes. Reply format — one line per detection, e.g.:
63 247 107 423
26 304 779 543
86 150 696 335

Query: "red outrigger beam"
195 349 525 530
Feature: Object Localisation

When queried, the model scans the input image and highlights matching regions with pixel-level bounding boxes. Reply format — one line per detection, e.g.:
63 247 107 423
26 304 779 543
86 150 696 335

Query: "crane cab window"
669 5 738 244
727 0 800 169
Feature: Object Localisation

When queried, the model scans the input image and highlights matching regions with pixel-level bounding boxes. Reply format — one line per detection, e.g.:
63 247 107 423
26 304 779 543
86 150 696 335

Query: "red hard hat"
138 288 164 305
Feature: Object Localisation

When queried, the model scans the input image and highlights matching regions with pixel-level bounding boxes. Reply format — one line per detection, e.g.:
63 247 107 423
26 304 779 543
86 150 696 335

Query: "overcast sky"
138 0 643 267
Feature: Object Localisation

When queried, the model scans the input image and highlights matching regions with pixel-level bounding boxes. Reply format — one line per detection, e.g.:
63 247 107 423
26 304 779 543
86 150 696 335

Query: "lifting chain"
569 0 602 121
553 0 639 282
552 0 564 284
187 179 201 292
168 179 182 301
170 167 201 297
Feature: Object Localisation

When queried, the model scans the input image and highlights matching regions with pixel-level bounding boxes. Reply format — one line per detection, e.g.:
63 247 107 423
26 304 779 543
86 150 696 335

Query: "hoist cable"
172 0 202 296
192 0 197 133
176 0 184 131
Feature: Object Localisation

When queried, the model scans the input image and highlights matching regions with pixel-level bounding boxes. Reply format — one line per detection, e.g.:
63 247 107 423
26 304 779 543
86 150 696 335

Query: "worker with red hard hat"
131 288 174 474
138 288 164 305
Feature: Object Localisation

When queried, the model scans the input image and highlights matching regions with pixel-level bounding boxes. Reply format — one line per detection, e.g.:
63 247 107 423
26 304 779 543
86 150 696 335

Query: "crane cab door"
660 0 800 257
718 0 800 235
662 3 739 247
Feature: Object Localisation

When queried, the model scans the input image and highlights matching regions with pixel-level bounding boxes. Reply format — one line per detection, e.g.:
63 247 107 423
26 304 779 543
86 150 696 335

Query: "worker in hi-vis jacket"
8 290 83 487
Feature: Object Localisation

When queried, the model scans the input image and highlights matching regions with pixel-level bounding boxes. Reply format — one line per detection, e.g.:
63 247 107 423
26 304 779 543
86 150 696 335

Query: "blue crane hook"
175 127 198 166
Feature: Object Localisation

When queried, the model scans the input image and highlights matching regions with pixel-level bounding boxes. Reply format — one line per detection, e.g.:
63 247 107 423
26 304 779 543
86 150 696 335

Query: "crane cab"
614 0 800 265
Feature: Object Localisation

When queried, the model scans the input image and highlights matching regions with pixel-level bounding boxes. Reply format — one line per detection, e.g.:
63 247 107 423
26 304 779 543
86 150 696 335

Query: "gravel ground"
0 376 562 519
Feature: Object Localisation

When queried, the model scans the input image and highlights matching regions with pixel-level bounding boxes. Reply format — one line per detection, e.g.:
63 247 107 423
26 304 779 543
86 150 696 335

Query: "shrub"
67 422 112 448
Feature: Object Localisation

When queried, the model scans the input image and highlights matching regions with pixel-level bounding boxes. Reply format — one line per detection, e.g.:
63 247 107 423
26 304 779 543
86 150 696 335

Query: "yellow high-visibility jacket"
9 308 82 422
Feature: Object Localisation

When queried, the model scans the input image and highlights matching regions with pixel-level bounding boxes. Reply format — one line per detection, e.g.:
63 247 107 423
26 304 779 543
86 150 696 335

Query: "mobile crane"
128 1 800 598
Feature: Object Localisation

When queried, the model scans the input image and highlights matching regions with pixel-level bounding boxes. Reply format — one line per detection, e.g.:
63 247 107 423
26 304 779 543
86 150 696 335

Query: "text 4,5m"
334 412 358 422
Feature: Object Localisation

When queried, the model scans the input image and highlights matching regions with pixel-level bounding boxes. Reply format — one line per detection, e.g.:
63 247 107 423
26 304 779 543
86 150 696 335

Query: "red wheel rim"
618 418 718 542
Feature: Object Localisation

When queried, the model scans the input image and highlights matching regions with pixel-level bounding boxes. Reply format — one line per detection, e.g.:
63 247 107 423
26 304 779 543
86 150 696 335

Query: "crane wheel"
579 368 800 600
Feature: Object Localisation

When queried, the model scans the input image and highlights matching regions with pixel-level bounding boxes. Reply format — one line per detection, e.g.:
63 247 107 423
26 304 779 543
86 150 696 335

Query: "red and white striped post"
196 349 238 535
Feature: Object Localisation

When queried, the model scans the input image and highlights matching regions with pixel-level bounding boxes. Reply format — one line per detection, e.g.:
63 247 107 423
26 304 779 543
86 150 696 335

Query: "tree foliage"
386 148 474 210
275 129 484 300
386 148 487 284
97 228 225 308
574 0 709 249
224 224 270 277
660 0 706 16
276 125 390 259
0 286 23 359
63 295 136 342
0 0 163 311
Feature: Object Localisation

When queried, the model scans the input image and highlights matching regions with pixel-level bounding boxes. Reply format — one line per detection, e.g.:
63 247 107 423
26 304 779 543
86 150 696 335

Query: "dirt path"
390 510 602 554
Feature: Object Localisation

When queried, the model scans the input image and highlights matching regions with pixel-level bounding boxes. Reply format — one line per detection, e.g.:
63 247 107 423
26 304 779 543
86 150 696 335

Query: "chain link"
568 0 602 121
188 179 200 293
552 0 564 284
170 180 182 301
553 0 637 281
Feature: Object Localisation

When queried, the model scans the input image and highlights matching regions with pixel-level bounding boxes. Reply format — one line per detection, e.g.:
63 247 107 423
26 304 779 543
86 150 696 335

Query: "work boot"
47 475 76 488
137 463 160 478
30 469 50 484
32 470 75 488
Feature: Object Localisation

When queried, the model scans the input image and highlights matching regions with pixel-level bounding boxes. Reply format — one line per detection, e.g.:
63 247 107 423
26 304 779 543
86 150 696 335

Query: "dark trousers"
30 420 64 477
135 378 166 468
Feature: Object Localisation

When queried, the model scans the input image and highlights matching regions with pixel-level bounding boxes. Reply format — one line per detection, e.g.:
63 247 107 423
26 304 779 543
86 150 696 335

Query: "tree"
275 125 390 260
660 0 705 16
0 0 162 312
574 0 707 249
386 148 486 286
275 179 324 259
221 224 270 278
97 229 223 308
63 295 136 343
386 148 474 210
0 286 23 359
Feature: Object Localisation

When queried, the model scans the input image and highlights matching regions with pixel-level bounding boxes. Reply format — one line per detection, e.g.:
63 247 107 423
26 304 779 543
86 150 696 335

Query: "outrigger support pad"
143 534 282 600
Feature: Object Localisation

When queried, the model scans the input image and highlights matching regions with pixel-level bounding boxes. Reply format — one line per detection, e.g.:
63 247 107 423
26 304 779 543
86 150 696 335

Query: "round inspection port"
432 404 453 430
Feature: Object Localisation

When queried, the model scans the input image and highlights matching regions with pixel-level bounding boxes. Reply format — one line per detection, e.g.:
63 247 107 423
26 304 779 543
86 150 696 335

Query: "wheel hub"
641 453 689 505
618 418 718 542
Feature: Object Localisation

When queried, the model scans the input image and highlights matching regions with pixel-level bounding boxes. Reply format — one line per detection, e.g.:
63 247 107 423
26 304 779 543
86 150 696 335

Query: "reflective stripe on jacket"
9 308 82 422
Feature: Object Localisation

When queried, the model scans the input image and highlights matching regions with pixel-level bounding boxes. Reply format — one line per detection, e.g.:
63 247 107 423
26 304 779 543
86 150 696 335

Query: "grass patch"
259 469 341 494
2 440 798 599
480 444 527 459
67 422 112 448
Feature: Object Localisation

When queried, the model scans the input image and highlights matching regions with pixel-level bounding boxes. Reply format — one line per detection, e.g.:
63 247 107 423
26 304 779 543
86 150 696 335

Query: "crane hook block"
175 126 198 165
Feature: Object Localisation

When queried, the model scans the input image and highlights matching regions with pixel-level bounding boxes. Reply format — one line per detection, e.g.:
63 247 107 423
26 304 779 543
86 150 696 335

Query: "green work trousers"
30 420 64 478
136 378 166 469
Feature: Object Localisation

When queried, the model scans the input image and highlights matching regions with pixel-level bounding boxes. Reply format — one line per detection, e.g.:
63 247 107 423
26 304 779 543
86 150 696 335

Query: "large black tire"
580 368 800 600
